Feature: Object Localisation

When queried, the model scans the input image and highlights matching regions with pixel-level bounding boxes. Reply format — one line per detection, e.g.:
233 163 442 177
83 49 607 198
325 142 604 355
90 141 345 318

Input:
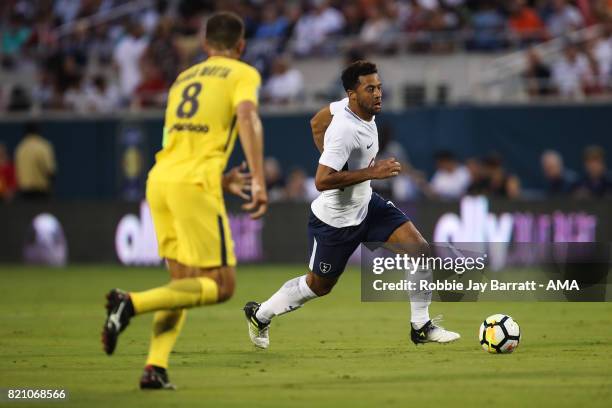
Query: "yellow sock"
130 277 219 314
145 309 186 369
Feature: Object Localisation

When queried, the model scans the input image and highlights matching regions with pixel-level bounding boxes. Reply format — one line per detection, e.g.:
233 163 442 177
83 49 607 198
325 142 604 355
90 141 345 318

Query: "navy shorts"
307 192 410 278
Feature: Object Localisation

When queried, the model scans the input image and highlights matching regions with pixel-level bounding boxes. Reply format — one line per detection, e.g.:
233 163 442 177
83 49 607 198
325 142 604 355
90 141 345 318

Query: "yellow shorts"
146 181 236 268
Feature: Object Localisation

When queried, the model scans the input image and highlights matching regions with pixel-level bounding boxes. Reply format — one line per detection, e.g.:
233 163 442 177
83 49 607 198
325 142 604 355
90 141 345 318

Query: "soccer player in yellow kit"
101 12 268 390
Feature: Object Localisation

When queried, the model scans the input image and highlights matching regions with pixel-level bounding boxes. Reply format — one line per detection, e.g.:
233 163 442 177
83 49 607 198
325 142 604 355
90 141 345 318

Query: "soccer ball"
479 314 520 354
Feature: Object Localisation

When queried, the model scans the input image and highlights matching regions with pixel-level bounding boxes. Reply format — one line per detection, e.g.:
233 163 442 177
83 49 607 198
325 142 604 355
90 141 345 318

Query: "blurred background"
0 0 611 266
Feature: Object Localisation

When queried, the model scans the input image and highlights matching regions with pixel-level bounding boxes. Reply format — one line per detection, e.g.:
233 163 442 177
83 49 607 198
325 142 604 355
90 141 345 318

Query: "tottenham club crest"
319 262 331 274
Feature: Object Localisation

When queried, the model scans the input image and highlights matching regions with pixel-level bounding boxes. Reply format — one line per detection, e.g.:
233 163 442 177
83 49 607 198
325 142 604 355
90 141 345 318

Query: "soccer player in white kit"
244 61 460 348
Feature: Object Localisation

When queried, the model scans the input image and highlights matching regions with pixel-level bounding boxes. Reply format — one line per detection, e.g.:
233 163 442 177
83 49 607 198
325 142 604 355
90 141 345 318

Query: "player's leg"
139 307 186 390
139 261 235 390
102 180 176 356
128 263 228 314
244 271 340 350
137 185 237 388
363 193 459 344
249 270 336 322
244 212 358 349
384 213 460 344
385 220 433 330
102 260 233 357
103 182 235 359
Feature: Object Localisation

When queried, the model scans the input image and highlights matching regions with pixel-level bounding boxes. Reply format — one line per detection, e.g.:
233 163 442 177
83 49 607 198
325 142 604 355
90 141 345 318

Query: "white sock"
409 267 431 329
256 275 317 323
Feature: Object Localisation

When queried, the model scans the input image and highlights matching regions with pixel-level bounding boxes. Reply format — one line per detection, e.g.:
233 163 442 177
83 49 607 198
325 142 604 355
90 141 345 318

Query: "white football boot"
411 315 461 344
243 301 270 349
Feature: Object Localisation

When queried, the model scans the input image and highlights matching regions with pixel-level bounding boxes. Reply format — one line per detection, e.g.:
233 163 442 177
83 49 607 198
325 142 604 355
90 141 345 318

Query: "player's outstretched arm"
236 101 268 219
314 158 401 191
310 106 333 153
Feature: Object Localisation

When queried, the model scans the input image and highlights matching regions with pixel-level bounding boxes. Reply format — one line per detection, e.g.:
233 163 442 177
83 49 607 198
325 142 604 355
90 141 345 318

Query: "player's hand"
242 179 268 219
369 157 401 179
224 161 252 200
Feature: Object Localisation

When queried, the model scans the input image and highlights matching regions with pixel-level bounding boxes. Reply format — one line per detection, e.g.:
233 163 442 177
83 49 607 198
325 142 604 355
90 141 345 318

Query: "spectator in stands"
508 0 547 45
50 54 84 100
7 85 32 112
255 4 290 40
31 68 58 110
29 9 59 56
1 13 31 70
430 150 471 200
573 145 612 197
145 18 180 84
468 2 506 51
140 0 167 34
589 22 612 90
292 0 345 56
61 22 92 68
84 75 120 113
465 157 489 195
360 6 395 52
15 122 56 200
0 143 16 201
53 0 81 24
427 4 461 53
540 149 577 195
372 124 421 201
524 47 553 96
113 22 149 101
262 56 304 104
4 0 612 112
545 0 584 38
340 2 364 36
284 168 309 202
264 157 285 202
593 0 612 21
89 23 115 66
132 59 168 109
403 0 431 34
482 153 522 198
552 42 593 99
63 74 88 113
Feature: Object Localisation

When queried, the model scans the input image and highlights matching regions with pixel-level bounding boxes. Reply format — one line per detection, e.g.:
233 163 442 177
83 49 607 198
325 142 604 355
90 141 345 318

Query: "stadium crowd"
1 0 612 111
523 23 612 98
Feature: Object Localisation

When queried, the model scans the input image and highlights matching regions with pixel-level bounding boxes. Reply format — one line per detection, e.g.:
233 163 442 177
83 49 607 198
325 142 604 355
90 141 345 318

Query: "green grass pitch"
1 265 611 408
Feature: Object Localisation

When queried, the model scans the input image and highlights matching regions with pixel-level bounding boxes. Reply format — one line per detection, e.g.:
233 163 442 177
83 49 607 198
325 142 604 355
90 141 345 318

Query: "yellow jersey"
148 56 261 194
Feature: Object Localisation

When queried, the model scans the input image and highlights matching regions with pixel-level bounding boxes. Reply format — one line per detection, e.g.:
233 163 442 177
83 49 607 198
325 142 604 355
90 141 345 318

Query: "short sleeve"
233 66 261 107
329 97 348 115
319 119 354 171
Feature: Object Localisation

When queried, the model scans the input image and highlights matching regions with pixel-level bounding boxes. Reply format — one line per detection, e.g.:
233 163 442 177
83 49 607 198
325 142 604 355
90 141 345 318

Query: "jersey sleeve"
233 66 261 107
329 97 348 115
319 119 355 171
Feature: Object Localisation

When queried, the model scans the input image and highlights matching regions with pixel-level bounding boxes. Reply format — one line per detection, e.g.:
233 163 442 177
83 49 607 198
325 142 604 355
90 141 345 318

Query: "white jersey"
311 98 378 228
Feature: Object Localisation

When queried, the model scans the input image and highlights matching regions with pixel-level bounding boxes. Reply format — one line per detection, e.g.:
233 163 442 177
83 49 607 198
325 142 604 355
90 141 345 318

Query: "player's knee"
312 284 333 297
216 269 236 303
417 237 430 256
217 281 235 303
307 272 336 296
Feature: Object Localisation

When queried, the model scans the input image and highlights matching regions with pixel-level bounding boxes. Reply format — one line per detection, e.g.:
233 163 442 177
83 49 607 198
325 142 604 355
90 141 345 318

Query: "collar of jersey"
344 106 375 124
207 55 233 61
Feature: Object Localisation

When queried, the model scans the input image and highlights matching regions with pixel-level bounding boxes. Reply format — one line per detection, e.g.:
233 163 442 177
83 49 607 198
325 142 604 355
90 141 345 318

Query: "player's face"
354 74 382 115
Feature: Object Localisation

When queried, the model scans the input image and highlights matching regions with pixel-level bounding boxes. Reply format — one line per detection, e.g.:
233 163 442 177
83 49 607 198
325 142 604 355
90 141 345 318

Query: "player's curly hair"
205 12 244 50
341 60 378 92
